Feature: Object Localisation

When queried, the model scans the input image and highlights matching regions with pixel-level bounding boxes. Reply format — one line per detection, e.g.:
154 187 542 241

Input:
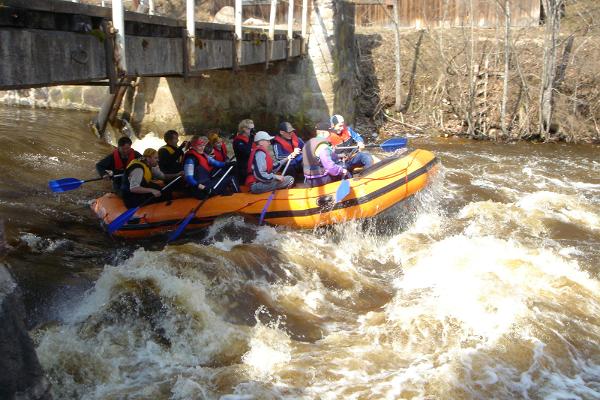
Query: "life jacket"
273 133 299 155
113 149 135 171
122 159 152 192
246 146 273 186
303 137 330 178
185 148 213 173
212 142 228 162
327 125 352 147
233 134 250 145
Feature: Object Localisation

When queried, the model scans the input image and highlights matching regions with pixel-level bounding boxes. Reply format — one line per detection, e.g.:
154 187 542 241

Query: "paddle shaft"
136 175 182 208
191 165 235 214
258 157 293 225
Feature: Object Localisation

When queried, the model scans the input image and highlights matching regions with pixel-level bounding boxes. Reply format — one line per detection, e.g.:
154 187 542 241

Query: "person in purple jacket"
302 121 348 188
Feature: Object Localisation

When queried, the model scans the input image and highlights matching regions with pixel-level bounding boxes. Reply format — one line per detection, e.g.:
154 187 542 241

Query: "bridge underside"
0 0 303 90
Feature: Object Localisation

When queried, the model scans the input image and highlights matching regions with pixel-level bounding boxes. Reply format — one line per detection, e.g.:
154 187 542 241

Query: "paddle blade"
258 192 275 225
107 206 139 234
380 137 408 152
167 211 195 242
48 178 84 193
335 178 351 203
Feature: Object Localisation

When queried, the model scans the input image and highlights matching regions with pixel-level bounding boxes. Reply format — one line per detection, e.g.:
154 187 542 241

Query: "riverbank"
355 2 600 144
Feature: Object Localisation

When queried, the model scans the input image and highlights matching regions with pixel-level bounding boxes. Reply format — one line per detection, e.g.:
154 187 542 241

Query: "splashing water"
1 107 599 399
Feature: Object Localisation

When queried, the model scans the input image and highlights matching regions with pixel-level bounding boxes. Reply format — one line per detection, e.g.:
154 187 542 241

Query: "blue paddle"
258 158 293 226
49 174 123 193
107 176 182 235
335 137 408 152
167 165 235 242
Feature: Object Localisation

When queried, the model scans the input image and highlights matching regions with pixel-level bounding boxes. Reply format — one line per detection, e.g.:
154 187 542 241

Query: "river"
1 105 599 399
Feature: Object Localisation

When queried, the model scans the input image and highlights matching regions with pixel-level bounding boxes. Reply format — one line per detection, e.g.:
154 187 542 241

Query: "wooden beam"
186 0 196 69
266 0 277 69
111 0 127 74
234 0 242 70
287 0 294 59
301 0 308 55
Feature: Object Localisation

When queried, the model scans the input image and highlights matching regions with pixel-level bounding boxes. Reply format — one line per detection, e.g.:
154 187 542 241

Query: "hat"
279 121 295 133
315 121 332 131
254 131 274 142
190 136 208 146
330 114 344 126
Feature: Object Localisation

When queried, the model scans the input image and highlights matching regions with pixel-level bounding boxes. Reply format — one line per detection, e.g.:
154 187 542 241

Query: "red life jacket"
245 146 273 186
113 149 135 171
186 149 213 173
327 125 352 147
233 134 250 144
213 142 228 162
273 133 299 154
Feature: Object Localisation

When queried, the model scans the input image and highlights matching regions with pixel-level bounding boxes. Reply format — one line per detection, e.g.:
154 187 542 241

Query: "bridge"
0 0 308 91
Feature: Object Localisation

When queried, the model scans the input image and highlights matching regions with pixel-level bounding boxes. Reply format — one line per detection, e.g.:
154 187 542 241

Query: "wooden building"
352 0 541 28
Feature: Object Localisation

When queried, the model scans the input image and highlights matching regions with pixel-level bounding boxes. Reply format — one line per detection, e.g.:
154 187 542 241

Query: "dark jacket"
96 149 142 193
158 144 184 174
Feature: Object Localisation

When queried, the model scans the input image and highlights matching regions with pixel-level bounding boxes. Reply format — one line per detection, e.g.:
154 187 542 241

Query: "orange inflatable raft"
91 149 438 239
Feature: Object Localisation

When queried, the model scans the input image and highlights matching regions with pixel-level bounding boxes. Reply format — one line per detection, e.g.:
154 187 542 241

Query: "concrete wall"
0 86 108 111
124 0 358 136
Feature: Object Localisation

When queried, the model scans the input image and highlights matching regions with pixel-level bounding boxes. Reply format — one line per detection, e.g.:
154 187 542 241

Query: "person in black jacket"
96 136 141 195
232 119 255 184
158 130 187 175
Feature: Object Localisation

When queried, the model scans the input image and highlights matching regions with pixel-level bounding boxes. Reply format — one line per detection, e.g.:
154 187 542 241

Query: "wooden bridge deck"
0 0 304 90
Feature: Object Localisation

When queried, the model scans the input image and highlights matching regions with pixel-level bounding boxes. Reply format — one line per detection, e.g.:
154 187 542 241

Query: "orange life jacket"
185 149 213 173
213 142 228 162
327 125 352 147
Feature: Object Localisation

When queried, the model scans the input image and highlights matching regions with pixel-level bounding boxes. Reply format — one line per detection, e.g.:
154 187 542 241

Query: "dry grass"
355 0 600 143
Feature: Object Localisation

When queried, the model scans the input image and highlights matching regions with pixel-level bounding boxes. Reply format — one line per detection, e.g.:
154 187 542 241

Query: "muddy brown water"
1 105 599 399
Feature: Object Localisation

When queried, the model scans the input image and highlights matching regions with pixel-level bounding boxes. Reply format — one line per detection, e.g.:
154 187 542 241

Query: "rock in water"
0 223 52 400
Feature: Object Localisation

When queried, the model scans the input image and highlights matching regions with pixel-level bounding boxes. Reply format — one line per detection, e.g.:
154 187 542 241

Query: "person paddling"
303 121 347 188
95 136 141 195
158 130 187 174
246 131 299 194
328 114 373 171
121 148 182 208
184 135 237 199
273 121 304 180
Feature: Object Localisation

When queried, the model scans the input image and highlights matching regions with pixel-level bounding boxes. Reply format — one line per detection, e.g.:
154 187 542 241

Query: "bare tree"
500 0 511 136
539 0 564 139
392 0 402 112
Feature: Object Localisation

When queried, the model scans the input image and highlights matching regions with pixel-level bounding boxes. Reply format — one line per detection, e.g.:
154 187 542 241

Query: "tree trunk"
501 0 511 136
467 0 476 137
392 0 402 112
539 0 562 139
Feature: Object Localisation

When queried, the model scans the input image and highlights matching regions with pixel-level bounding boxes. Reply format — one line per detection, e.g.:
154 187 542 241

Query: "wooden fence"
353 0 541 28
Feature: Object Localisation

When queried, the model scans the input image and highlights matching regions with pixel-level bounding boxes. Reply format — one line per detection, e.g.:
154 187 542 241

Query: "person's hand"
103 170 113 180
151 189 161 197
275 174 284 182
357 141 365 150
226 161 236 168
342 168 348 176
197 183 206 190
179 141 189 150
178 171 184 176
340 153 349 162
292 147 301 156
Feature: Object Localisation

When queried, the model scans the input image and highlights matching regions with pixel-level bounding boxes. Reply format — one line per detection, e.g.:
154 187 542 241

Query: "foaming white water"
20 232 70 253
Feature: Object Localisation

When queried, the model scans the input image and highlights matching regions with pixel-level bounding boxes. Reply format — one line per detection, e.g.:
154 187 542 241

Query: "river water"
1 105 599 399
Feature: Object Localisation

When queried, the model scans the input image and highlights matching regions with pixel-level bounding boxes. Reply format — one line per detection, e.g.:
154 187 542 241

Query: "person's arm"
254 152 278 181
273 143 287 162
95 154 114 177
184 158 199 187
318 146 344 176
208 157 226 168
129 169 160 196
